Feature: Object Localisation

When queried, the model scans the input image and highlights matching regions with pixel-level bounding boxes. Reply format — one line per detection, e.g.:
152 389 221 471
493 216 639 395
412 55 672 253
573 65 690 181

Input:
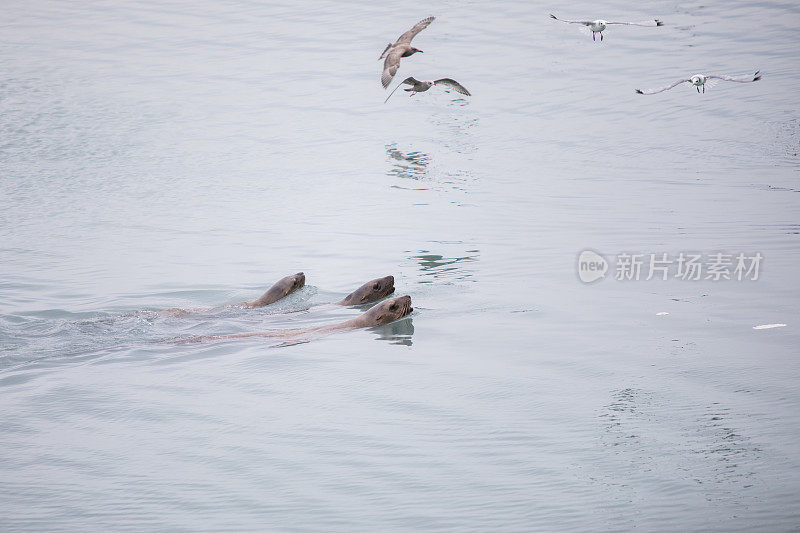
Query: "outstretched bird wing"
396 16 435 44
434 78 471 96
706 71 761 83
550 14 593 25
635 78 690 95
384 77 421 103
381 49 404 88
606 19 663 26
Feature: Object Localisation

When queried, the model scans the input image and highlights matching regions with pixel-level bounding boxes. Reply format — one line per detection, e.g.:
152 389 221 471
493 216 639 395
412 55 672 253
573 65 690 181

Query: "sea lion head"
339 276 395 305
282 272 305 296
360 295 413 326
248 272 306 308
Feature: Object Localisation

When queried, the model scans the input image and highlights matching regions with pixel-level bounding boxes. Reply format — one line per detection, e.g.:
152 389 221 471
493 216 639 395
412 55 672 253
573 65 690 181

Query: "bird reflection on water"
385 144 430 180
412 249 479 283
386 144 475 193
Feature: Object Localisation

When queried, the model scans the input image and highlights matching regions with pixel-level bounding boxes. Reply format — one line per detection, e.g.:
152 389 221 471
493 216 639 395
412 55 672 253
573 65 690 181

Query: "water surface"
1 0 799 530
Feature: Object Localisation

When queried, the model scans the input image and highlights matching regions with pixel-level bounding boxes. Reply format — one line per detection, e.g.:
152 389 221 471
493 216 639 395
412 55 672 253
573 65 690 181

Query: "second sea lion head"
340 275 395 305
360 295 413 326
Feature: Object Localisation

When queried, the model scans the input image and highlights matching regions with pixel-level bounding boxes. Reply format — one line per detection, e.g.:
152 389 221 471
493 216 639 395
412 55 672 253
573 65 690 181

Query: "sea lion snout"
393 295 413 317
383 275 396 294
294 272 306 288
378 275 396 298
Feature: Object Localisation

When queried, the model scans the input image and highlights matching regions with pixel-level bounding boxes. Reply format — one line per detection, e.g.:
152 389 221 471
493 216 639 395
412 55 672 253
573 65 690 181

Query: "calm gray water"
2 0 799 530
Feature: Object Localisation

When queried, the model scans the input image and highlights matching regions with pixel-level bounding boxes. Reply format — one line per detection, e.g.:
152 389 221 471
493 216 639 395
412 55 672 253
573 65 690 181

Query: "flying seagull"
636 71 761 94
549 14 662 41
380 16 435 88
384 77 471 103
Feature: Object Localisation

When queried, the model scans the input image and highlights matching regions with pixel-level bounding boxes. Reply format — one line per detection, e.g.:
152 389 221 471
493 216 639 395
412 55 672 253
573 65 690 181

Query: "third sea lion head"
361 295 413 326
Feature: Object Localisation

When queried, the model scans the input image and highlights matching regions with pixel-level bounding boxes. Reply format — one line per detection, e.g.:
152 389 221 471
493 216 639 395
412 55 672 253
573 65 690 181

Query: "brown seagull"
380 16 435 88
384 77 471 103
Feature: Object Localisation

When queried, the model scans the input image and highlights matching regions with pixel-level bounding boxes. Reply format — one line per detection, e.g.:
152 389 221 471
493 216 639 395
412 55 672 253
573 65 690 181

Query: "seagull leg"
592 32 596 41
600 32 604 41
702 85 705 93
696 86 700 93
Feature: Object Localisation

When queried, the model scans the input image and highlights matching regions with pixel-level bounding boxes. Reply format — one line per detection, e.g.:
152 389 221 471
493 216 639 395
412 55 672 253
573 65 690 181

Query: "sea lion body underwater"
277 275 394 315
158 272 305 316
158 273 389 317
184 295 413 343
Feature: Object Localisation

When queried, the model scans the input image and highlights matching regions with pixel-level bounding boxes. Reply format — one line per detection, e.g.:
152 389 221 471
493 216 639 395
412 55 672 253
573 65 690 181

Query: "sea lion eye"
373 283 381 290
389 303 397 310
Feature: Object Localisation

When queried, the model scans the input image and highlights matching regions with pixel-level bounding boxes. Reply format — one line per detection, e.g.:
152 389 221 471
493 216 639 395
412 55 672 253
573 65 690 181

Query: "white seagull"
549 14 663 41
636 71 761 94
384 77 471 103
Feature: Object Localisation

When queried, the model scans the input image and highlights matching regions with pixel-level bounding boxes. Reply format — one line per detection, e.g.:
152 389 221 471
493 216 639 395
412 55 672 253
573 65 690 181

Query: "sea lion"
336 275 395 305
181 295 413 343
243 272 305 308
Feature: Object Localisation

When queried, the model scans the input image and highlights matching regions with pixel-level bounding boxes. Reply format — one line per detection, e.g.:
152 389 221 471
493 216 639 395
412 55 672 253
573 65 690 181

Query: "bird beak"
418 50 424 53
